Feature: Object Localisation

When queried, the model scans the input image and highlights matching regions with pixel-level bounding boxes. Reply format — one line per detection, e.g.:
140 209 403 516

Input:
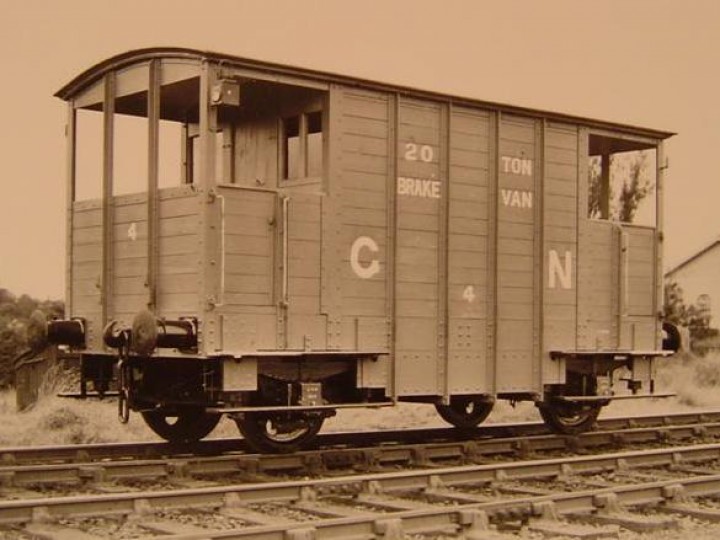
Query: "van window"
281 111 323 180
588 135 657 227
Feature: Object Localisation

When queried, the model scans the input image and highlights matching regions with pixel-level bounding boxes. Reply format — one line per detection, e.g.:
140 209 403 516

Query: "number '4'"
462 285 476 303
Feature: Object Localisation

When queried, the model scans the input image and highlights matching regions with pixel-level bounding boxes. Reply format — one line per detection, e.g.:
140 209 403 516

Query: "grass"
0 391 150 447
2 352 720 447
654 352 720 408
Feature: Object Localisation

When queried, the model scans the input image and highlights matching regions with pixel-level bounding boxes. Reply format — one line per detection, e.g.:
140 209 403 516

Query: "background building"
665 237 720 323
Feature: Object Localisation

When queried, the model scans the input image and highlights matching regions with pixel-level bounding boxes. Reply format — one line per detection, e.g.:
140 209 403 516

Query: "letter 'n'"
548 250 572 289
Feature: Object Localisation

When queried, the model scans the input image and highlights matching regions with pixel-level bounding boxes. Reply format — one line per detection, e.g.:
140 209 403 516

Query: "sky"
0 0 718 300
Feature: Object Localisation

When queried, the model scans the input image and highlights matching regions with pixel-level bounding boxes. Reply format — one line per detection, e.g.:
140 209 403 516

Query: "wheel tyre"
141 409 221 443
434 396 494 430
537 402 602 435
235 413 324 453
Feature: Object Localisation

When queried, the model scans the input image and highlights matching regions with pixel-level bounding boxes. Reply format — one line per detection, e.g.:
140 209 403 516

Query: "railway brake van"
49 48 677 452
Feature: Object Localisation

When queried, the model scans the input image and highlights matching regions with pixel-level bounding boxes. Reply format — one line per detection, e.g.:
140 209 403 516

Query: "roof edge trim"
55 47 675 140
55 47 203 100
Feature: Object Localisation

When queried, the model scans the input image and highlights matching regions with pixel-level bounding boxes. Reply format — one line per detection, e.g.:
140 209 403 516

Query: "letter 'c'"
350 236 380 279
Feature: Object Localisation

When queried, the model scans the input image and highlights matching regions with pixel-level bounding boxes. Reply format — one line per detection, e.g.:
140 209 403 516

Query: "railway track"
4 410 720 538
5 441 720 538
3 410 720 466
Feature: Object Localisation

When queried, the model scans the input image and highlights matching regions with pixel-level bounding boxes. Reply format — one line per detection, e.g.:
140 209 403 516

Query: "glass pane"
75 108 104 201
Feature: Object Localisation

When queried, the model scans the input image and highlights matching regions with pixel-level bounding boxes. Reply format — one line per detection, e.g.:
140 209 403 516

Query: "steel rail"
1 415 720 488
2 409 720 466
154 474 720 539
1 419 720 487
2 442 720 533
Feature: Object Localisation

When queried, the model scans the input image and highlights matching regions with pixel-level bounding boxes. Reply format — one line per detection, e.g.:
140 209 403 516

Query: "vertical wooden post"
533 120 545 393
299 113 308 177
655 142 665 347
486 111 499 395
101 73 115 326
65 103 76 317
438 102 451 402
198 61 221 353
576 128 589 351
147 60 160 310
600 152 610 219
387 93 398 400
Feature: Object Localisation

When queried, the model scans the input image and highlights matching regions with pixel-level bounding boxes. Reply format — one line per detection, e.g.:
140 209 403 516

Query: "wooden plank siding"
285 191 325 349
578 220 620 349
233 118 278 186
112 194 148 323
578 223 657 351
218 186 279 352
58 50 672 413
70 188 203 344
446 106 490 394
394 98 442 395
220 187 276 307
625 227 656 316
71 202 103 348
155 188 202 318
495 115 537 392
337 89 391 350
542 123 578 384
621 226 657 350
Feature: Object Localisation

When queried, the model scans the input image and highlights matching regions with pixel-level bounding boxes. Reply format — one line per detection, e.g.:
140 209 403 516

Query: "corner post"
65 103 76 317
101 72 115 326
147 59 160 310
199 61 222 353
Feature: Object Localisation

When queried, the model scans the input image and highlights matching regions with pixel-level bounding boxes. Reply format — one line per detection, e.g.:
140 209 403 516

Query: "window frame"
280 109 324 182
587 132 659 228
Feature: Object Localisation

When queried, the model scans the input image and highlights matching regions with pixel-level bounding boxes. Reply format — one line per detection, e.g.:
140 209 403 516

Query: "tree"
617 152 654 223
588 157 603 220
664 281 689 327
588 150 654 223
664 281 719 354
0 289 65 388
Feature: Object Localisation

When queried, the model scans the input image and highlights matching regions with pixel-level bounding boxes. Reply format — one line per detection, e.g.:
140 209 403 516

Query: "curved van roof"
56 47 674 141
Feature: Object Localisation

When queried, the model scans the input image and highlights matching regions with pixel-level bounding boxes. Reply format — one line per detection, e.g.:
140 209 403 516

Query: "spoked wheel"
537 400 603 435
235 412 325 453
435 395 494 429
141 408 221 443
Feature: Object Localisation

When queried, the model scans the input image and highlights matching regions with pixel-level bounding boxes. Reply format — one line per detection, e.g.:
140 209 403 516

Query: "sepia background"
1 0 718 300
